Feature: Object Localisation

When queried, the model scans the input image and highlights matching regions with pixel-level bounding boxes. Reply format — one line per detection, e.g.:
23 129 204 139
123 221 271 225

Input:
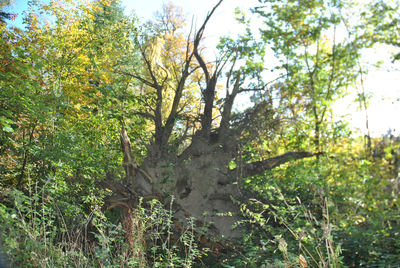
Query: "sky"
4 0 400 137
122 0 260 51
333 48 400 137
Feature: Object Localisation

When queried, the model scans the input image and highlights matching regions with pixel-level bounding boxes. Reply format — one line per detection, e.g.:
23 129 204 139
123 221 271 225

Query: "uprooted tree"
101 0 320 240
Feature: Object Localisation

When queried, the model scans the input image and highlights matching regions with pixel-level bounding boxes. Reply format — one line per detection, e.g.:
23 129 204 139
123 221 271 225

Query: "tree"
101 0 320 240
357 0 400 61
0 0 14 24
0 7 49 186
254 0 360 154
0 0 143 190
122 3 204 146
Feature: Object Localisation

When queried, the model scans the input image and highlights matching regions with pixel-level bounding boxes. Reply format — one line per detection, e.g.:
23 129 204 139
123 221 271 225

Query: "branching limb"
163 47 193 143
190 0 224 137
219 71 241 138
193 0 224 84
233 151 322 178
138 43 161 88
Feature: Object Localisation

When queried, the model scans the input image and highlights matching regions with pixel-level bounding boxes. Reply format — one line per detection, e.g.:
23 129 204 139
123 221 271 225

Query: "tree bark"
234 151 321 178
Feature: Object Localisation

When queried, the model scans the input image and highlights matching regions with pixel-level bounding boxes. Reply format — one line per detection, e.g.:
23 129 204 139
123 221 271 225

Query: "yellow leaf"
299 254 307 268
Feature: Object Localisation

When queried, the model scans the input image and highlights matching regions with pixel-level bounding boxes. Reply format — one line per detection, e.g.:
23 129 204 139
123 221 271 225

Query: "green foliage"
1 0 400 266
254 0 360 152
333 135 400 266
0 0 148 189
0 181 205 267
223 135 400 267
0 177 95 267
357 0 400 61
222 158 343 267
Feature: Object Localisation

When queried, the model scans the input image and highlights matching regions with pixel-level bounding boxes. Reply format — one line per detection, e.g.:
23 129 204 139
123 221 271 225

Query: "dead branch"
233 151 322 178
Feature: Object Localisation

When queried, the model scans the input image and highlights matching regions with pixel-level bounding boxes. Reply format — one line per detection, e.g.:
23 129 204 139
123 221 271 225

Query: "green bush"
0 179 205 267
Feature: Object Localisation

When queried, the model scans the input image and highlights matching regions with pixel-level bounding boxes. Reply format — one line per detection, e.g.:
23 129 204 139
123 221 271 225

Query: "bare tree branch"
118 70 157 88
201 74 218 136
219 71 241 138
163 46 194 143
138 43 161 88
193 0 224 85
232 151 322 178
194 49 210 84
120 125 137 179
225 50 239 91
190 0 224 137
